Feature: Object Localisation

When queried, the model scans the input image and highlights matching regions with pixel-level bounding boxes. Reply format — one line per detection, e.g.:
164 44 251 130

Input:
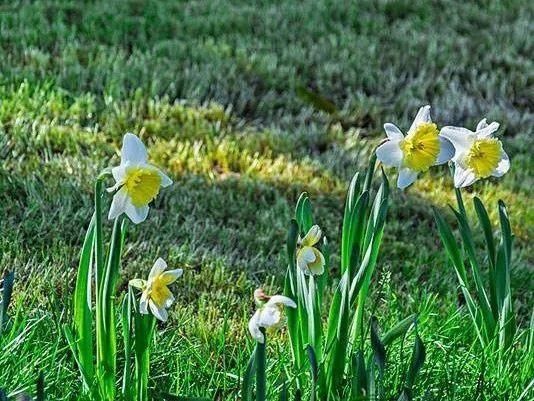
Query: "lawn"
0 0 532 400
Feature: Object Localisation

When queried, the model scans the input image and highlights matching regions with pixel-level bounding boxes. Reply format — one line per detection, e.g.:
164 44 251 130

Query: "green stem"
256 329 266 401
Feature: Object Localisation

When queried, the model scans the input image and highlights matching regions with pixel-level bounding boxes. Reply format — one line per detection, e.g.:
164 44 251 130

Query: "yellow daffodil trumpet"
296 225 326 275
375 105 454 189
440 118 510 188
129 258 183 322
108 133 172 224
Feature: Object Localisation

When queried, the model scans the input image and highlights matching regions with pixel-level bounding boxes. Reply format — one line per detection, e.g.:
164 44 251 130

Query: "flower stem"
255 329 266 401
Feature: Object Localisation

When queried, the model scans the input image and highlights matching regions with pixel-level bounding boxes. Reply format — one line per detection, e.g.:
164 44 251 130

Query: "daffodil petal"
439 126 475 156
383 123 404 140
149 258 168 280
454 164 477 188
258 305 281 327
129 279 146 289
156 168 173 187
266 295 297 309
308 248 325 275
301 225 322 246
408 105 431 134
149 300 168 322
248 311 264 343
140 292 149 314
476 118 488 131
108 187 129 220
476 121 500 138
124 203 149 224
160 269 183 285
492 150 510 177
435 137 455 165
111 165 127 183
121 133 148 165
397 168 418 189
376 140 403 168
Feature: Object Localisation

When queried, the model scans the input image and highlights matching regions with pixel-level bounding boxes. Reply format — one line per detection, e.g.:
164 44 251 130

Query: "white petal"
476 121 500 138
164 293 175 308
129 279 146 289
149 300 168 322
121 133 148 165
266 295 297 309
149 258 168 280
408 105 431 134
124 203 149 224
376 140 403 168
492 150 510 177
301 225 322 246
140 292 149 314
476 118 488 131
435 137 455 165
156 168 173 187
383 123 404 140
111 165 127 183
160 269 183 285
248 311 264 343
397 168 418 189
258 305 281 327
108 187 129 220
454 164 477 188
439 126 475 159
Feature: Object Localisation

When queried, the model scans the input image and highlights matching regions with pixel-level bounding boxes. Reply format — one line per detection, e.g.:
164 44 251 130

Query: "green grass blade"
73 215 95 386
36 372 45 401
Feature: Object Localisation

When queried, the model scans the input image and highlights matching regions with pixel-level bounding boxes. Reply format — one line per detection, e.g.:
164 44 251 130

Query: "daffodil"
107 133 172 224
376 105 454 189
296 225 325 275
440 119 510 188
248 289 297 343
129 258 183 322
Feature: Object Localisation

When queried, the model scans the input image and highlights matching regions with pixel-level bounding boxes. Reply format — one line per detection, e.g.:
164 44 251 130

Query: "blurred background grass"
0 0 532 399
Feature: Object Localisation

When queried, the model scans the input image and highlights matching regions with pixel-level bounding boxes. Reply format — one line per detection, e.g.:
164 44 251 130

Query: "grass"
0 0 532 399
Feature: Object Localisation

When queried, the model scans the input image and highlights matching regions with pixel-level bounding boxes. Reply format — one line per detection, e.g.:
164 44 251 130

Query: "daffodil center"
149 276 172 308
124 166 162 207
465 138 501 178
399 122 440 172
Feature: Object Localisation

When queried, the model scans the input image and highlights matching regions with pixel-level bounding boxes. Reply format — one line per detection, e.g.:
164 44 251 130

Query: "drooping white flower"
107 133 172 224
375 105 454 189
248 289 297 343
440 119 510 188
296 225 325 275
129 258 183 322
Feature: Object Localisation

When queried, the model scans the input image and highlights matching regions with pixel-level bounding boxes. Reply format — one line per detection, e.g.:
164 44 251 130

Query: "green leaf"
0 270 15 334
406 331 426 388
306 345 319 401
382 314 416 346
350 350 367 399
295 85 338 115
370 317 386 376
161 395 212 401
278 379 288 401
36 372 45 401
73 215 95 386
241 348 256 401
255 331 267 401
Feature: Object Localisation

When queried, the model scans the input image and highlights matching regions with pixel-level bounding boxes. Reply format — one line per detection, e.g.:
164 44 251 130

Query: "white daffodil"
248 289 297 343
107 133 172 224
440 119 510 188
129 258 183 322
296 225 325 275
376 105 454 189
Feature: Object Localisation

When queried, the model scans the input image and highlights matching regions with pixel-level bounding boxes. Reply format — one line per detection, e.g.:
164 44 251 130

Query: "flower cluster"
376 105 510 189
